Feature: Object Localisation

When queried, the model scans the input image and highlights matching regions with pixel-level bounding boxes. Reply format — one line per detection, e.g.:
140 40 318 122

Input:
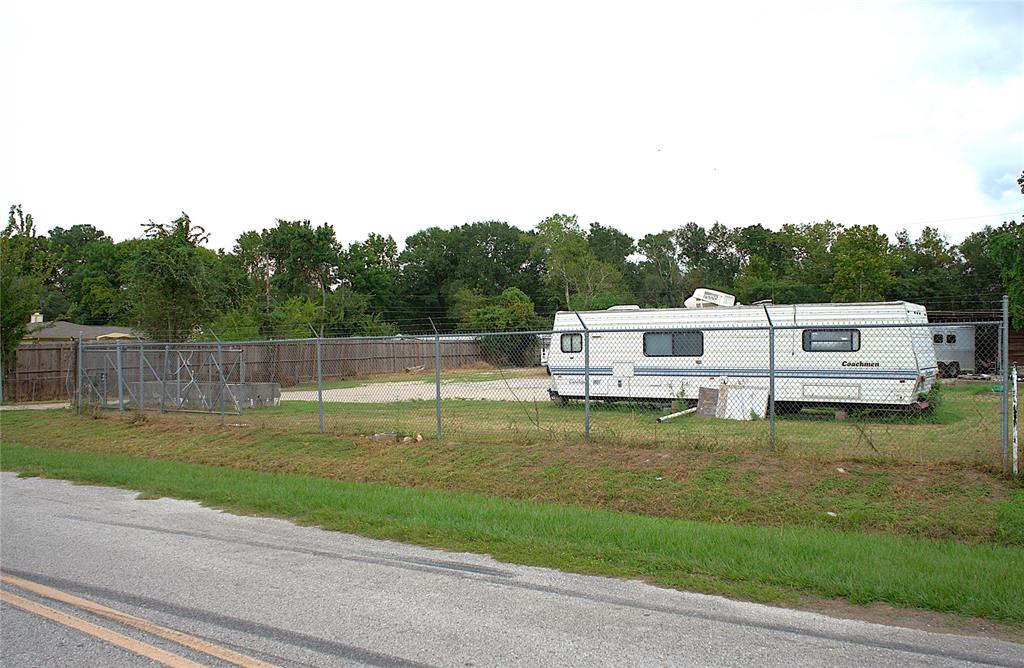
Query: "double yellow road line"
0 573 277 668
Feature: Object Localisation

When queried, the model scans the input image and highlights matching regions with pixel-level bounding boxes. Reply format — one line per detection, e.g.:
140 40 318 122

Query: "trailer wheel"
937 361 947 378
946 362 960 378
550 393 568 406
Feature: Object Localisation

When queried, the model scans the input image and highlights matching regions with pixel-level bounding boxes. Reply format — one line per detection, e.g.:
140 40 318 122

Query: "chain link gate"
78 341 246 419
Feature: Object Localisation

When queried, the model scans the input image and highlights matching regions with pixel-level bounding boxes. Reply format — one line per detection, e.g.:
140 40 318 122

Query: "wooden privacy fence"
5 338 486 404
1011 329 1024 368
4 343 76 403
74 337 485 386
238 337 485 386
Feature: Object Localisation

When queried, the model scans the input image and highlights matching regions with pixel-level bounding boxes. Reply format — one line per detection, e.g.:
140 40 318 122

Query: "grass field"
261 380 1010 467
3 442 1023 624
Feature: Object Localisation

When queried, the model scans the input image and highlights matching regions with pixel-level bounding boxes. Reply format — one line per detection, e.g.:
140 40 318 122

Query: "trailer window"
933 333 943 344
946 334 956 344
560 333 583 353
802 329 860 352
643 331 703 357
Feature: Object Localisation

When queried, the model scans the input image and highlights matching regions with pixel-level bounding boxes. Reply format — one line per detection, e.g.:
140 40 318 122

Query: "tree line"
2 201 1022 367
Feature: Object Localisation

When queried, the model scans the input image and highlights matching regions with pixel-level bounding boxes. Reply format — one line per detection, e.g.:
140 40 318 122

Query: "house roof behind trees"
22 321 142 342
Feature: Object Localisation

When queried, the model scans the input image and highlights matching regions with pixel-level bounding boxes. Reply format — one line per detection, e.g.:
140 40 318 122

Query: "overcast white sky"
2 0 1022 251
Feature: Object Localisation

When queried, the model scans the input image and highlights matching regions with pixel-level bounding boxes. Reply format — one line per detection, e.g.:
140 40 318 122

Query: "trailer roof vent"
607 304 641 311
684 288 737 309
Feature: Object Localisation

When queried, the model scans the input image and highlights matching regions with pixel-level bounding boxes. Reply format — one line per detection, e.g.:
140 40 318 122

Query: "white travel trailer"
547 296 938 410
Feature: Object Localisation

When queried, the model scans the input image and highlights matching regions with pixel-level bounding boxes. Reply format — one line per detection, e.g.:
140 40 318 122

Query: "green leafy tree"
890 227 960 305
448 221 545 303
732 255 779 303
673 222 740 290
957 225 1009 305
533 214 590 308
205 249 250 318
263 220 339 317
990 220 1024 327
1 205 49 376
460 287 544 332
398 222 547 328
43 225 121 322
398 227 451 319
533 214 631 310
731 224 806 304
125 213 216 341
234 230 273 309
733 254 829 305
266 296 322 338
340 233 400 319
199 306 262 341
460 287 544 365
322 287 398 337
635 231 688 307
77 275 120 323
782 221 840 293
828 225 894 302
588 222 638 293
732 224 792 273
588 222 635 265
447 287 488 328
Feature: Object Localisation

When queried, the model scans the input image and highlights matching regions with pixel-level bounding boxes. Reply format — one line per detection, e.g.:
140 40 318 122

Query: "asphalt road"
1 473 1021 667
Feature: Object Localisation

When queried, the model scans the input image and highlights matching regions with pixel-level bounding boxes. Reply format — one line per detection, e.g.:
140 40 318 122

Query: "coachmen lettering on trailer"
546 288 939 410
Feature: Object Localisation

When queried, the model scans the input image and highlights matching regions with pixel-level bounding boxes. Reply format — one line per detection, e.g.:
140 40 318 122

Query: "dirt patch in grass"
794 595 1024 644
288 363 548 392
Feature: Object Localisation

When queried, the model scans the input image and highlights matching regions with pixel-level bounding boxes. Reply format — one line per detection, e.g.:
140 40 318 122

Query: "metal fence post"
1003 295 1011 474
239 347 246 416
116 341 124 412
435 332 443 440
174 352 180 409
1013 363 1019 477
430 318 442 441
573 312 590 442
764 306 776 450
138 341 145 416
161 344 169 414
76 335 83 415
176 352 182 409
316 335 324 434
216 339 225 425
207 352 213 409
584 329 591 441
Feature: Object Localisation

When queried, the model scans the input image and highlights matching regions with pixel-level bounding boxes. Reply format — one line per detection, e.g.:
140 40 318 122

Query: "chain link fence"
74 298 1020 474
78 341 246 416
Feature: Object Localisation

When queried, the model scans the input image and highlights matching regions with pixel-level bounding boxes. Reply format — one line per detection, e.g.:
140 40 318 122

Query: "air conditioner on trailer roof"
684 288 736 309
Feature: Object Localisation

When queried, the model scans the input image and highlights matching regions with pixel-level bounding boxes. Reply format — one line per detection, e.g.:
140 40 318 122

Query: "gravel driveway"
281 377 552 403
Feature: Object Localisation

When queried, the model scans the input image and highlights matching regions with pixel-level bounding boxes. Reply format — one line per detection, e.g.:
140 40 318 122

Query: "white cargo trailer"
547 298 938 410
928 325 976 377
